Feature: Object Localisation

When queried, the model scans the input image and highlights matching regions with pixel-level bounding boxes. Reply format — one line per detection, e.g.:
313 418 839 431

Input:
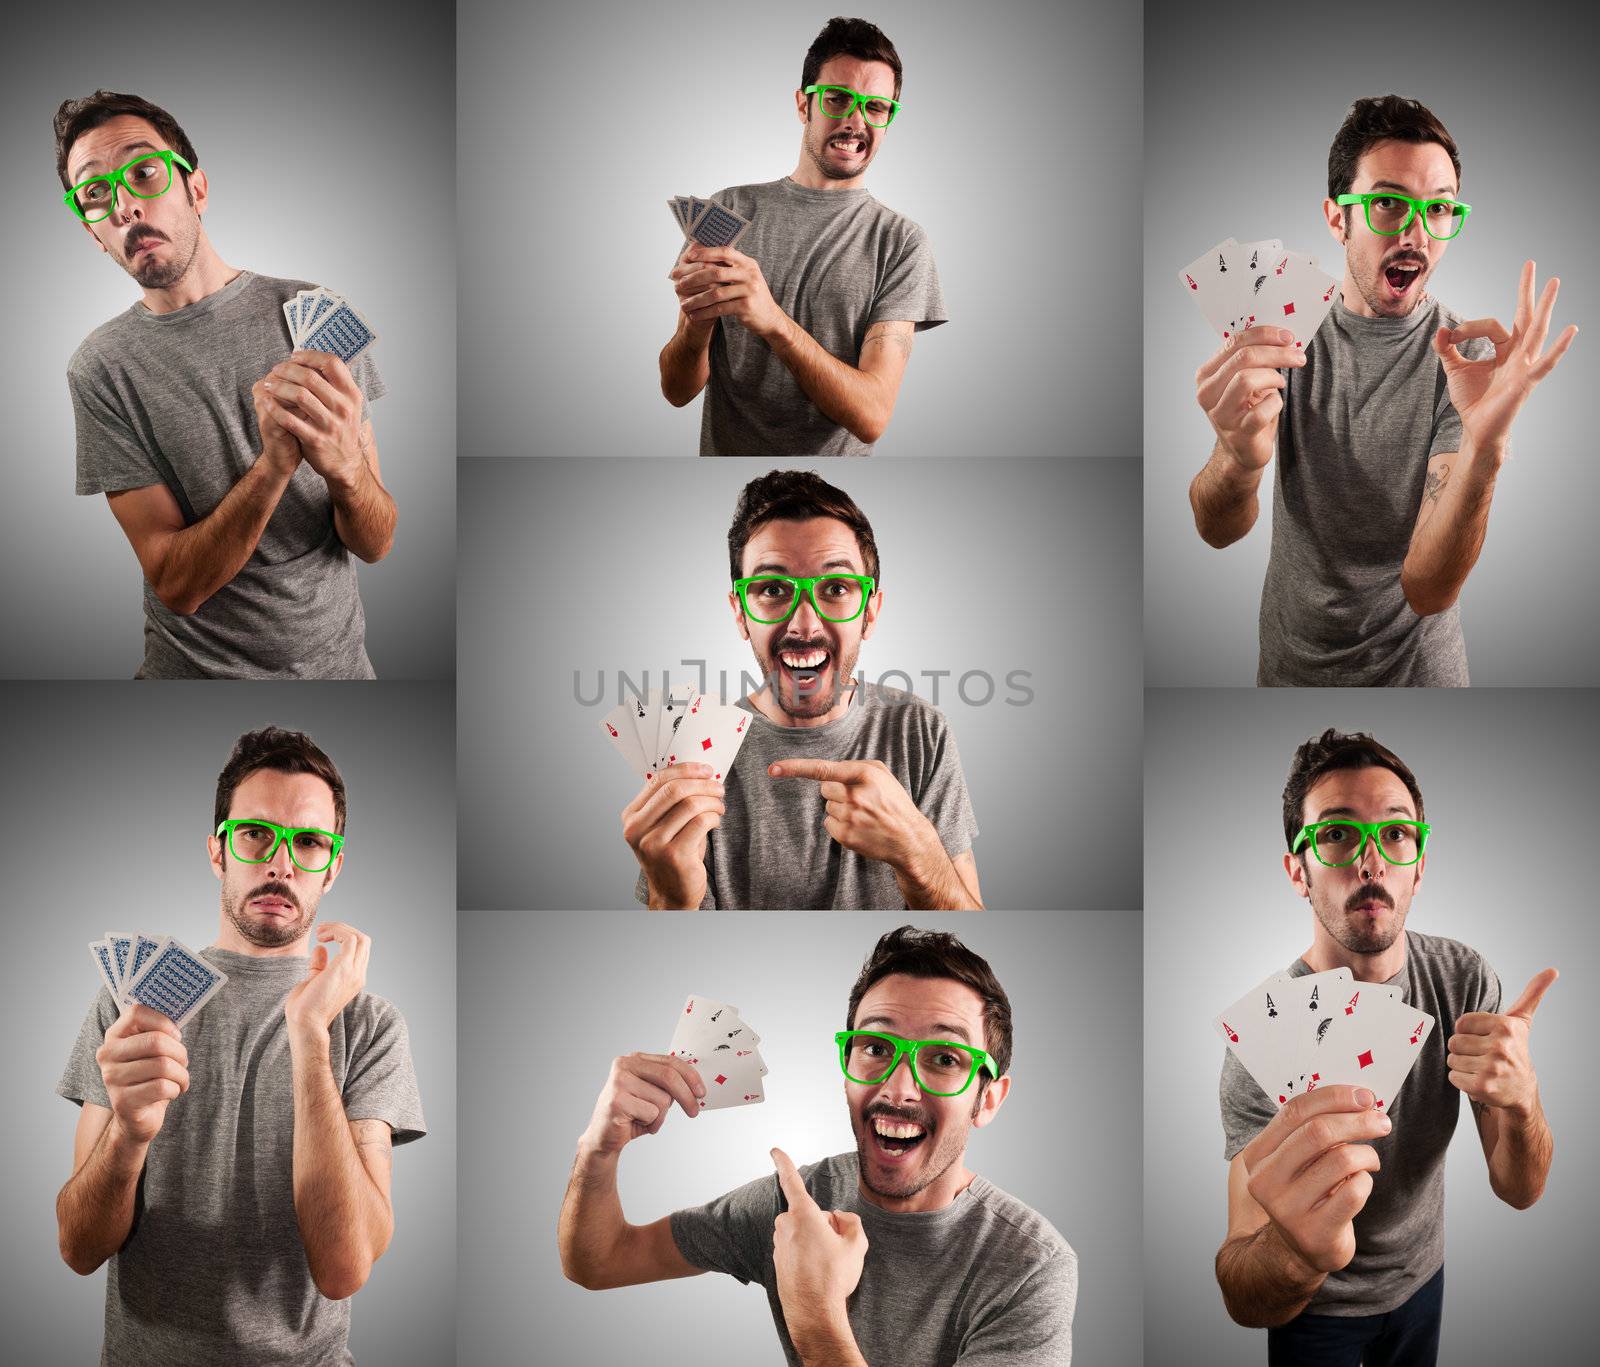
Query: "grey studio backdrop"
1143 0 1599 686
457 457 1143 910
0 683 457 1365
1142 688 1599 1365
0 0 455 679
458 0 1142 457
457 909 1142 1366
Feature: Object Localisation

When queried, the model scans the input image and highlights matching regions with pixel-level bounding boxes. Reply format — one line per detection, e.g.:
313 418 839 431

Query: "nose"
1356 833 1386 882
109 184 143 228
789 591 824 635
263 836 296 878
1396 212 1429 253
879 1056 925 1107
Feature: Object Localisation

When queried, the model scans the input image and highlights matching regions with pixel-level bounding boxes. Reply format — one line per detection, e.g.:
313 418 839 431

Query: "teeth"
873 1119 925 1140
780 650 828 669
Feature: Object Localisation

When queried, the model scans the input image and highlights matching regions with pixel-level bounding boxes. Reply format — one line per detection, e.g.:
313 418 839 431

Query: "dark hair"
846 926 1013 1081
54 90 198 191
213 727 347 837
1327 95 1460 201
727 469 881 584
801 17 903 103
1282 728 1425 850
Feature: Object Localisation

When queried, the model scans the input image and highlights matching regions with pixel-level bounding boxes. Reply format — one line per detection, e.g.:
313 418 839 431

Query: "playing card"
667 994 766 1108
663 697 752 782
670 994 762 1053
301 298 378 366
1303 990 1434 1113
599 698 653 781
686 199 753 250
106 931 135 992
120 937 229 1031
652 684 701 772
1178 237 1240 337
128 933 162 989
88 940 120 999
1258 253 1340 350
1213 967 1352 1108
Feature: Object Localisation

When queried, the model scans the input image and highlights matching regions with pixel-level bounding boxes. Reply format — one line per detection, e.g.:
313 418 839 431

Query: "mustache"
124 227 168 253
243 882 303 911
1345 884 1395 912
1384 252 1428 270
865 1103 931 1128
773 636 833 655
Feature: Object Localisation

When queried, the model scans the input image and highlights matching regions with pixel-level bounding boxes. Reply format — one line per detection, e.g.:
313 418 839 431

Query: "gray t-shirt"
670 1151 1076 1365
56 946 426 1366
1219 929 1500 1317
1258 296 1493 687
635 681 979 909
698 178 947 456
69 270 385 679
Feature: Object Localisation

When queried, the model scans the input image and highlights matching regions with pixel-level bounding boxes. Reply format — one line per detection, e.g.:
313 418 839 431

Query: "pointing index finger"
771 1147 818 1211
769 758 859 782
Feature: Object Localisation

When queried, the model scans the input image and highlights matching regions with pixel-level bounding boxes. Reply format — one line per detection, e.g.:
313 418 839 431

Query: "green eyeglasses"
803 84 901 127
64 149 195 224
1292 819 1431 868
734 574 876 625
216 818 345 873
1336 192 1471 241
836 1030 998 1097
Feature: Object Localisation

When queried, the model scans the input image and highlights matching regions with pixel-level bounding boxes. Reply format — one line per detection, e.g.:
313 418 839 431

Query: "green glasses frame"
215 818 345 872
64 149 195 224
1292 819 1431 868
803 84 901 127
836 1029 998 1097
733 573 876 625
1335 192 1472 241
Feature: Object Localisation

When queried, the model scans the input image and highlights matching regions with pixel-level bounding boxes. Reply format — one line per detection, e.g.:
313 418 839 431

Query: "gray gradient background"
1143 687 1599 1364
1143 0 1600 685
1 0 455 679
458 0 1142 457
457 909 1142 1365
0 683 456 1365
457 457 1143 910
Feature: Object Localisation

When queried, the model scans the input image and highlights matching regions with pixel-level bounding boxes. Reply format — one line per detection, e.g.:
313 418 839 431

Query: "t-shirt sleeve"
69 353 164 497
56 990 120 1108
349 350 387 425
1471 953 1502 1016
1220 1049 1276 1161
957 1248 1077 1365
1428 334 1493 458
340 995 426 1145
668 1171 780 1285
867 223 947 332
917 712 980 859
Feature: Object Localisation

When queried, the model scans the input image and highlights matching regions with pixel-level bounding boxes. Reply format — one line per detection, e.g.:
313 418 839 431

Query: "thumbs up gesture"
1447 969 1557 1117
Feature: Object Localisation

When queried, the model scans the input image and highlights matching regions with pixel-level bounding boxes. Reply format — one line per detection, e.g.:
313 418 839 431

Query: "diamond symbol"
1357 1050 1374 1069
713 1073 727 1086
700 738 713 751
1283 301 1297 315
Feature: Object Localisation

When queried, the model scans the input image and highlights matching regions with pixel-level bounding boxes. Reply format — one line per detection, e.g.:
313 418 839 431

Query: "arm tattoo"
1423 463 1451 506
861 323 914 360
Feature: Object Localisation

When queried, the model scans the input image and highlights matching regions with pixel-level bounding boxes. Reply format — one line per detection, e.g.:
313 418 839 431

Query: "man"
1215 728 1555 1365
661 17 946 455
559 925 1077 1364
621 469 981 910
1188 96 1577 686
57 90 397 678
56 728 425 1365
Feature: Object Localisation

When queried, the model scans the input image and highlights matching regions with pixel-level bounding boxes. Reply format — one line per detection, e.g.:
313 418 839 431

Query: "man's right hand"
95 1005 189 1146
579 1052 706 1157
1239 1085 1389 1274
1195 326 1307 472
621 762 725 910
251 375 303 472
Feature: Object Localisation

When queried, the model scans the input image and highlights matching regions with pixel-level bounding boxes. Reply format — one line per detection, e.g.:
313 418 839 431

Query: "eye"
1321 826 1351 844
238 824 272 840
864 100 891 117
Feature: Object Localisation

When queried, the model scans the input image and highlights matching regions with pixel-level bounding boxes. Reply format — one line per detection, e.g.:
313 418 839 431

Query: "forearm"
1189 440 1265 548
766 316 894 445
558 1145 634 1287
788 1309 869 1367
1215 1223 1327 1329
328 453 397 563
150 451 298 614
660 317 714 406
290 1030 391 1298
1400 439 1506 616
893 833 981 911
56 1118 149 1274
1484 1093 1553 1209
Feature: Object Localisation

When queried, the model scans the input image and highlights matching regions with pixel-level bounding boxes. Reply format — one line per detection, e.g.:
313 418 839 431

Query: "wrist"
287 1019 332 1057
757 308 794 347
1461 432 1511 471
788 1301 854 1356
105 1114 154 1163
324 456 367 502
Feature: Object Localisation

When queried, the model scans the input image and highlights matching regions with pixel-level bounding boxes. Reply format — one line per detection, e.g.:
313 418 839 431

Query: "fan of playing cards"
1179 237 1340 346
280 287 378 366
89 933 228 1032
599 685 753 784
669 994 767 1109
668 195 754 252
1213 968 1436 1113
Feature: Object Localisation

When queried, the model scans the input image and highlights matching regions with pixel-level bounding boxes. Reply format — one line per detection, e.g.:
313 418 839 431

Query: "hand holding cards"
668 195 754 252
281 286 378 366
669 994 767 1109
600 686 753 784
1179 237 1339 348
89 933 228 1031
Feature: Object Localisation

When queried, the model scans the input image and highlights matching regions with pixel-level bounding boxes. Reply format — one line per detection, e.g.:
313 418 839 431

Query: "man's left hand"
285 922 371 1040
1448 968 1557 1117
770 1147 868 1330
1432 261 1578 454
261 351 369 492
769 758 939 874
671 244 787 340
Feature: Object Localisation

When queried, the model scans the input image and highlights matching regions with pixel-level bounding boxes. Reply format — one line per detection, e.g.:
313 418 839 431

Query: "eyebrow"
1313 804 1417 822
856 1015 975 1044
748 557 860 576
71 140 160 182
1367 180 1457 198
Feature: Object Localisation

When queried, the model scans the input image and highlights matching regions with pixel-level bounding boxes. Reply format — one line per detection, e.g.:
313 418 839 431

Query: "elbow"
57 1224 104 1277
559 1254 609 1291
1492 1178 1545 1211
1400 566 1456 618
311 1256 374 1302
151 580 204 617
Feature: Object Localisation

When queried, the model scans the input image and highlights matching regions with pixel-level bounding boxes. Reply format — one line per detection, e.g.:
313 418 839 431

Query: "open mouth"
828 133 868 158
777 646 831 689
1383 262 1423 298
871 1115 929 1157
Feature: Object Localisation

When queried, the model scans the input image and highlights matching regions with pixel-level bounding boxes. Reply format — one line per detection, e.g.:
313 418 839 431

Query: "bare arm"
290 1029 395 1300
765 318 914 446
1472 1093 1553 1210
1398 444 1504 616
1189 438 1268 549
895 845 983 912
1214 1152 1327 1328
327 419 397 564
558 1145 704 1289
56 1103 148 1275
659 313 717 407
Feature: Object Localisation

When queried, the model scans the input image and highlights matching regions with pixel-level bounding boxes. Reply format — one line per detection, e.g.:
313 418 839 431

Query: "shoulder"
246 270 318 299
712 181 780 214
68 311 139 381
1430 297 1494 362
864 197 929 243
964 1175 1077 1273
858 681 958 747
803 1151 860 1206
1405 928 1492 977
342 989 409 1039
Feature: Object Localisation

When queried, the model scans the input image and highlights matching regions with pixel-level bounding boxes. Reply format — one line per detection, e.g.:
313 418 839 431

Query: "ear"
1322 197 1346 245
80 219 109 256
208 833 225 881
795 88 808 124
728 588 751 642
188 166 209 218
971 1073 1011 1129
859 589 884 643
1409 851 1425 898
1283 849 1311 900
320 849 345 895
